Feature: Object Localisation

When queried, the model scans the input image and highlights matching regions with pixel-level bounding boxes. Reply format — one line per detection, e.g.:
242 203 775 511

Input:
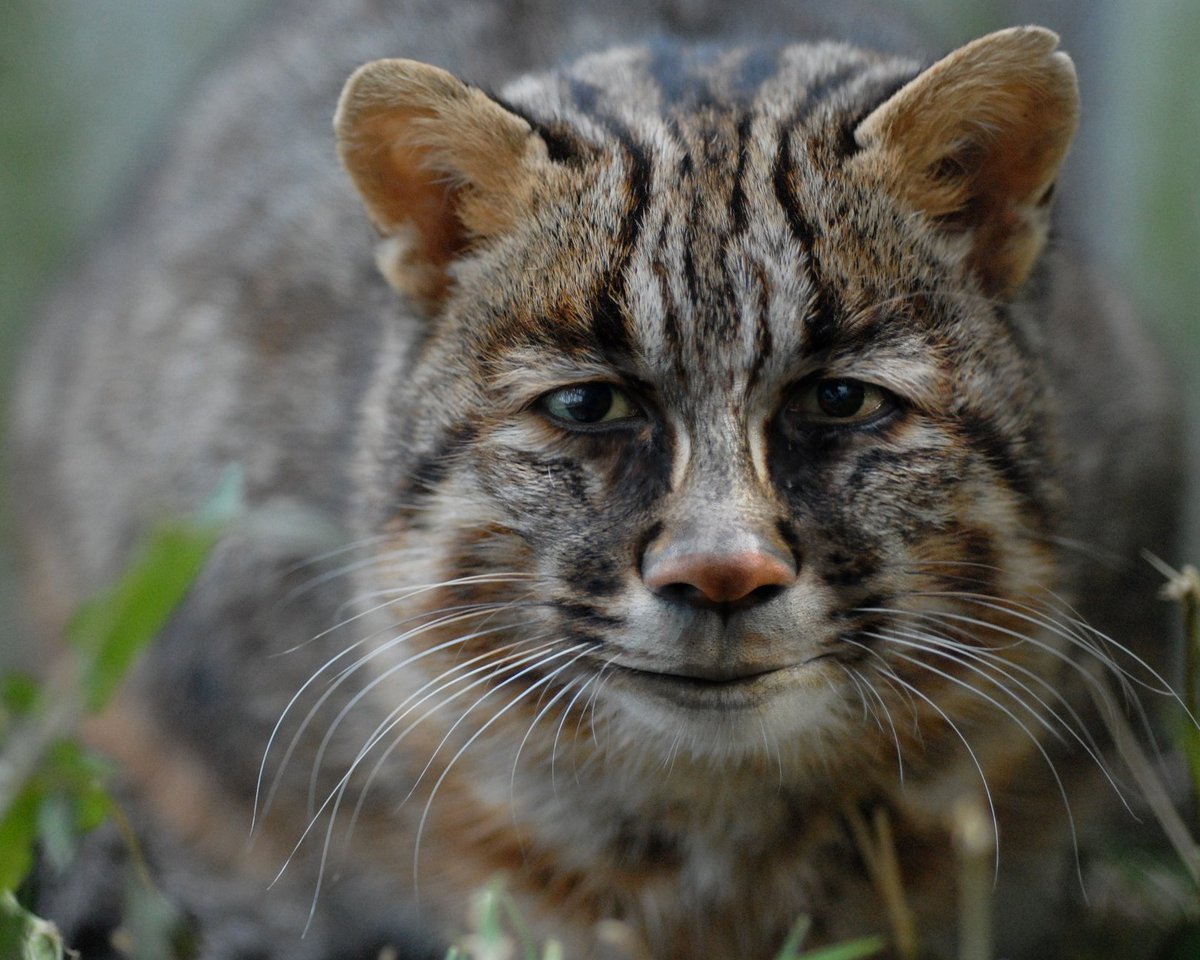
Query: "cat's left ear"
336 59 546 305
851 26 1078 298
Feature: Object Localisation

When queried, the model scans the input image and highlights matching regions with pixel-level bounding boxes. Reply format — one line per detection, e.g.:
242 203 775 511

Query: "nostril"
643 550 797 609
744 582 786 605
654 582 712 607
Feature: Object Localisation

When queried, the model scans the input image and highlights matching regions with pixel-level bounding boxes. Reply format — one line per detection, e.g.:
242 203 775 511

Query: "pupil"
560 385 613 422
816 379 865 418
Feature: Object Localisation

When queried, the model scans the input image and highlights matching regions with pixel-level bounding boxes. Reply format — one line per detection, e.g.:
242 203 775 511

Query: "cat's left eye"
540 383 639 427
788 377 895 426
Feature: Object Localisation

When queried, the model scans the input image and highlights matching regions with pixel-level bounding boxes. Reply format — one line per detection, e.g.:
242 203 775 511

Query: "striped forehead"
504 42 922 402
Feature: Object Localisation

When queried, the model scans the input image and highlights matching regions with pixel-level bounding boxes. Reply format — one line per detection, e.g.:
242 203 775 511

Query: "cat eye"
540 383 639 427
788 377 895 426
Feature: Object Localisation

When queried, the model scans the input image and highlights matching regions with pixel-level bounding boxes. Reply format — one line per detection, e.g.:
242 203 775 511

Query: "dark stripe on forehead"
567 78 652 360
729 111 753 236
771 62 866 355
747 260 773 391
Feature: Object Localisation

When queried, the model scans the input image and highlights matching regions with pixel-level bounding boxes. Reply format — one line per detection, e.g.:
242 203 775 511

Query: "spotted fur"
11 3 1184 959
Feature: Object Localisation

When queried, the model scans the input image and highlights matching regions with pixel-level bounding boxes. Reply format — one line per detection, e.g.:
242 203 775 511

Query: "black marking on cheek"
955 412 1048 522
552 600 625 629
560 547 624 598
845 447 913 489
821 550 880 588
395 423 479 516
608 423 675 517
960 527 999 575
927 526 1001 596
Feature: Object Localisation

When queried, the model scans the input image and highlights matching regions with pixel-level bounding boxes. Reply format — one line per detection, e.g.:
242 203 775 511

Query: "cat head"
334 29 1079 773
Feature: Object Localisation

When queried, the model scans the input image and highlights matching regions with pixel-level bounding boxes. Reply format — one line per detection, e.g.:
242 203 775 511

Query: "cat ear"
852 26 1078 298
336 59 544 304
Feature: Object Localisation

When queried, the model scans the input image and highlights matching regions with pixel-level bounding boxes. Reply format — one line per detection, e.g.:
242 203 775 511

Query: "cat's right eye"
539 383 639 428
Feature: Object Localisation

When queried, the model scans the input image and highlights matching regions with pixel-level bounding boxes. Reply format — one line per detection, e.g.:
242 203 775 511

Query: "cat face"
338 31 1078 769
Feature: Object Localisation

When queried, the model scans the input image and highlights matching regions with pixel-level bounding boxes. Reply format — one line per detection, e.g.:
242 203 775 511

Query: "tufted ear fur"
851 26 1078 298
336 59 545 305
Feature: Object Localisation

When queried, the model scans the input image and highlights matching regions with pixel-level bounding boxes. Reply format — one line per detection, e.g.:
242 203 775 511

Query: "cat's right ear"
336 60 546 306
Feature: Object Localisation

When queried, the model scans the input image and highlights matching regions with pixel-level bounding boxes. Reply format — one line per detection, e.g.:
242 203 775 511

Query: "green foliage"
447 882 887 960
774 917 886 960
0 892 73 960
67 466 241 711
0 470 241 956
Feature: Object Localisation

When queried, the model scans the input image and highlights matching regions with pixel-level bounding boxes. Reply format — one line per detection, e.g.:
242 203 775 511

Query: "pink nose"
643 549 796 607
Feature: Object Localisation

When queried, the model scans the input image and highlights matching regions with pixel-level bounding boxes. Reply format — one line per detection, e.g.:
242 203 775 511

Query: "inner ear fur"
335 59 545 304
851 26 1079 298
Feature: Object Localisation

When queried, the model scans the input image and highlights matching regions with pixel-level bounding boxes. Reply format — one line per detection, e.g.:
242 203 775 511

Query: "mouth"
608 661 804 707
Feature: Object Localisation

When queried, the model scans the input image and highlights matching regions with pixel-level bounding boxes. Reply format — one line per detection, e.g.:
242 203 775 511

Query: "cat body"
10 1 1183 958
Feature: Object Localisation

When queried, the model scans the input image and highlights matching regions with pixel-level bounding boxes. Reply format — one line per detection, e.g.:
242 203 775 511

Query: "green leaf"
1 675 40 718
38 741 114 847
0 786 40 891
35 791 76 874
67 521 221 711
0 891 70 960
795 936 887 960
122 877 187 960
775 915 813 959
67 467 243 712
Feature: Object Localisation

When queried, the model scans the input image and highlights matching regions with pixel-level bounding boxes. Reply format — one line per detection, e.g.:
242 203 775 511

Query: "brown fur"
10 5 1183 959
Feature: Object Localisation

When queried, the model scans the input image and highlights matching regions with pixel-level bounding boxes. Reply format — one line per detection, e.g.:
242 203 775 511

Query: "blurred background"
0 0 1197 666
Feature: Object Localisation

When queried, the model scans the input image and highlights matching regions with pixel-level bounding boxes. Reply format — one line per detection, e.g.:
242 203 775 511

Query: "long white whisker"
841 663 905 784
845 638 1000 874
258 602 528 828
282 634 563 931
878 639 1086 894
411 644 592 892
305 611 542 814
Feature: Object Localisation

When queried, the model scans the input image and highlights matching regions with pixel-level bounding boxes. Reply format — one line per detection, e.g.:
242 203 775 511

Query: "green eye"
790 378 893 424
541 383 638 426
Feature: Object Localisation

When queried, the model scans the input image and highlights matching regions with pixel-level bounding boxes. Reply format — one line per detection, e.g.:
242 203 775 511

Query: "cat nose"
641 526 797 611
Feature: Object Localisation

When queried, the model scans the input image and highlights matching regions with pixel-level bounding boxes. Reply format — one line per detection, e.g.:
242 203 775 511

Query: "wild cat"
10 0 1184 957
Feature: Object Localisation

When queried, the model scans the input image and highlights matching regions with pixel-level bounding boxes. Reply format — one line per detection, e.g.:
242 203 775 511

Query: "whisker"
305 612 545 815
281 634 565 931
841 663 905 784
845 638 1000 875
411 643 593 892
878 622 1133 811
510 673 586 804
877 636 1086 894
257 602 529 828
